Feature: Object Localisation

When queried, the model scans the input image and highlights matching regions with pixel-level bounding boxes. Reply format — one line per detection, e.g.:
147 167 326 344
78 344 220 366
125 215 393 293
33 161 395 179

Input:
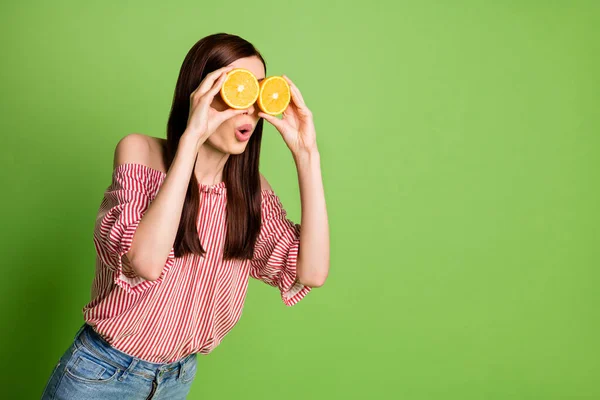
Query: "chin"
205 136 249 155
218 141 250 155
229 134 252 154
228 146 247 155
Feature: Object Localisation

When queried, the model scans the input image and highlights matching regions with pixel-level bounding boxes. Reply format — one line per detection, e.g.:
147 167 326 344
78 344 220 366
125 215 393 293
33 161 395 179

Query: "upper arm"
94 154 177 293
108 134 155 278
113 133 152 169
259 173 273 191
249 189 311 306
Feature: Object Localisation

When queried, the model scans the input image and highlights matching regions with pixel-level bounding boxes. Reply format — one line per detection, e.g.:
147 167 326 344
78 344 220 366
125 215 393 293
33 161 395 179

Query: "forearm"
293 149 330 287
126 134 200 280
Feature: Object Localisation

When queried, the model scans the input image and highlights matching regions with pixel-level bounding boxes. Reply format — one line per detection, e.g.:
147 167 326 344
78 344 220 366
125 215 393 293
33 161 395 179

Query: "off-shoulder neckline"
114 162 277 195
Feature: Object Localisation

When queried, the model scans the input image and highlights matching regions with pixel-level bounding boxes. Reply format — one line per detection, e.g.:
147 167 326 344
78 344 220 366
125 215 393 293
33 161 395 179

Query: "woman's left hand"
258 75 317 156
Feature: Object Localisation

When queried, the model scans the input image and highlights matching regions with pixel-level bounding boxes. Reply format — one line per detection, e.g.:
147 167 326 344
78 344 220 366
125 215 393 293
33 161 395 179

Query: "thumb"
217 108 247 124
259 112 285 132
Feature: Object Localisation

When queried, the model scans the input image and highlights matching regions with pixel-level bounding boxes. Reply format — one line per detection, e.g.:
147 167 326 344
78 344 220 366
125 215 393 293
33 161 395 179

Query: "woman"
41 32 329 400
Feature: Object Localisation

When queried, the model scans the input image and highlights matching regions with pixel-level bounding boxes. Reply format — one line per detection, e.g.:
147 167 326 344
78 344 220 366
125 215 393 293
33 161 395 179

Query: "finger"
204 65 236 87
286 88 312 119
288 87 301 109
208 108 247 133
282 75 307 106
259 112 286 131
197 71 231 107
193 66 235 98
197 67 231 98
217 108 247 123
206 72 230 98
282 103 296 120
283 80 308 115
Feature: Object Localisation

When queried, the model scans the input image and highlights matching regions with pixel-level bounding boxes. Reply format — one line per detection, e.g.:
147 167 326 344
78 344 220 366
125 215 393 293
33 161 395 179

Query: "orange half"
257 76 291 115
220 68 260 109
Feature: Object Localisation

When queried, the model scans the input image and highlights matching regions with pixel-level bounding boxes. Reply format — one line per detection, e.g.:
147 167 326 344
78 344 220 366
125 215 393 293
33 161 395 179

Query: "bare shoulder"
259 173 273 191
113 133 168 173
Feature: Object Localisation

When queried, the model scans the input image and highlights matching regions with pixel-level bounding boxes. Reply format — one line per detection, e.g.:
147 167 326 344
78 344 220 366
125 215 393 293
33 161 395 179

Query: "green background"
1 1 598 398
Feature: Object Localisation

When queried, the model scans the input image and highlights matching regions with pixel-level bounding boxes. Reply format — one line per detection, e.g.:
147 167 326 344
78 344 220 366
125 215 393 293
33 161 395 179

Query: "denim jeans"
41 323 197 399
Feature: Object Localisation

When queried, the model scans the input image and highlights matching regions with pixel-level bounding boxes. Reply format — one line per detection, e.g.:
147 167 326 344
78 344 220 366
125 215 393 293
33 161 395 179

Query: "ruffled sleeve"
249 190 312 306
92 163 176 295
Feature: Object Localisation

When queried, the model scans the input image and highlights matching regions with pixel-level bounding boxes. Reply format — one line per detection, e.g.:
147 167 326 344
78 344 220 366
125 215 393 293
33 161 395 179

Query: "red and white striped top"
83 163 311 363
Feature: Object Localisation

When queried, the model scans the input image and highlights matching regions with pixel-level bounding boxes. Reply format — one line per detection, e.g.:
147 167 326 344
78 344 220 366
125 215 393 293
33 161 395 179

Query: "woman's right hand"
183 65 247 143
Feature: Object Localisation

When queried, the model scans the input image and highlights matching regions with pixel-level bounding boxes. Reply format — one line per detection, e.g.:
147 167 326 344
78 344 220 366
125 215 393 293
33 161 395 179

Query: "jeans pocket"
64 348 120 384
180 355 197 384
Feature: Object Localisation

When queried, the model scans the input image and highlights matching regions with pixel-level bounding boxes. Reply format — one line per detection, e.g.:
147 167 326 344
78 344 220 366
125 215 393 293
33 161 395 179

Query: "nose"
242 102 256 115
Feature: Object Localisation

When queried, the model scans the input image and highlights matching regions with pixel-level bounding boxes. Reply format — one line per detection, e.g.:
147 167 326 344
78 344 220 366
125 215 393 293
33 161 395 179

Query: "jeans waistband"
74 323 195 381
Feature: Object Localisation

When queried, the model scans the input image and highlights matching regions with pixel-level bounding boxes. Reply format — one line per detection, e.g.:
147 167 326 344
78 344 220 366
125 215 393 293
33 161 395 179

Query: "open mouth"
235 123 253 141
236 124 253 134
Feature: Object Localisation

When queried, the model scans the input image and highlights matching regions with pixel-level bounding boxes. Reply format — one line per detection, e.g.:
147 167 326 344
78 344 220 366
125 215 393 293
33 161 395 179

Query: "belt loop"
118 358 140 382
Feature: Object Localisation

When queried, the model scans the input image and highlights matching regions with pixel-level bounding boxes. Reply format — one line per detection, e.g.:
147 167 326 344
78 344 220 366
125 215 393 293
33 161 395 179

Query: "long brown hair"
164 33 267 261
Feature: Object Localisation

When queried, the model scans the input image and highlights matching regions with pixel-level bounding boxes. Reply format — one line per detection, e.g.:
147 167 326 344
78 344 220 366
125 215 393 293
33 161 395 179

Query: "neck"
194 143 230 185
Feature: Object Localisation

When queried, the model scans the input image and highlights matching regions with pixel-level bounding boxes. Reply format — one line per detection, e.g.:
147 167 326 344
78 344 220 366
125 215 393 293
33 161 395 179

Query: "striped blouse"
82 163 311 364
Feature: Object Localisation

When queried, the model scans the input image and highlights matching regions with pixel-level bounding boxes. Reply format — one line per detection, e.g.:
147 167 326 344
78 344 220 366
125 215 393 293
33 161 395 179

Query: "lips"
235 123 253 142
235 124 253 134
